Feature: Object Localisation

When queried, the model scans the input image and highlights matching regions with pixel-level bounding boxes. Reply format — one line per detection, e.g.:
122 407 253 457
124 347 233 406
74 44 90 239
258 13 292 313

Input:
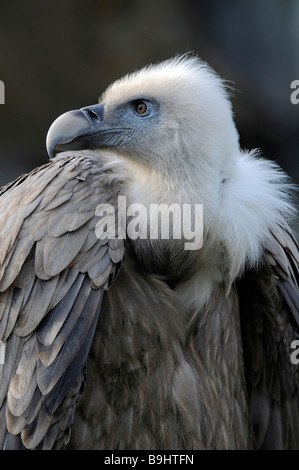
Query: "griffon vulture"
0 56 298 450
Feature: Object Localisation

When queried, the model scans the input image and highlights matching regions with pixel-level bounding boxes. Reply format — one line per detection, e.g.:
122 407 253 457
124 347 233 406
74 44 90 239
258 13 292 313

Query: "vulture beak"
46 103 124 158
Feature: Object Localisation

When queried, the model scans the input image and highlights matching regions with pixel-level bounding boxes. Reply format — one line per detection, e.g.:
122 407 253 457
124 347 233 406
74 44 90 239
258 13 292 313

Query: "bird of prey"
0 55 298 450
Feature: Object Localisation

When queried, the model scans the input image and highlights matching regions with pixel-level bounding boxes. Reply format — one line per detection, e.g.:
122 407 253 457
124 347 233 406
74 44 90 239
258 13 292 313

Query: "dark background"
0 0 298 233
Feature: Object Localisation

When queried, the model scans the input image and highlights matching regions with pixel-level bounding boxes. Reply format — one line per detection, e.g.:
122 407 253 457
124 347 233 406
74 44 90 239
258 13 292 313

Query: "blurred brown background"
0 0 298 232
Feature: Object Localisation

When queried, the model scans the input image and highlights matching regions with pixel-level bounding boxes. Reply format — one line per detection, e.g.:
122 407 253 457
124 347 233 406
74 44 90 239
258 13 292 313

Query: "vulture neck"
113 151 207 207
97 148 292 302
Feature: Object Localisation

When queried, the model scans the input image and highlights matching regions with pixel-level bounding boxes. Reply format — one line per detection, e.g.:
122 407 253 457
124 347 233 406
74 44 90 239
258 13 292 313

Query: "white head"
101 56 240 177
47 56 240 198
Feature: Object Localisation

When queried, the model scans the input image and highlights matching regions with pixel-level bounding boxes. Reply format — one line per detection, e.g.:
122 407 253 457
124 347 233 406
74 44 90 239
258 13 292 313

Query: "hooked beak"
46 103 125 158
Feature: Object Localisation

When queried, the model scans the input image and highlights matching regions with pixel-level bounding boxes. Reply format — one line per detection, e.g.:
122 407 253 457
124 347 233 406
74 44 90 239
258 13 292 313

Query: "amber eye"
134 100 147 115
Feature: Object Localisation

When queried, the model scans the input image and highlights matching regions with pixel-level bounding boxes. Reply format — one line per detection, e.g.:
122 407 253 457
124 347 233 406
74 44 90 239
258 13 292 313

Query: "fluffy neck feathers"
218 150 294 281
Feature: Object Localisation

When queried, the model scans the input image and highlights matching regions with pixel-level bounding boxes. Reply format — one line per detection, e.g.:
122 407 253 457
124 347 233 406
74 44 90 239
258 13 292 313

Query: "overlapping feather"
0 153 125 449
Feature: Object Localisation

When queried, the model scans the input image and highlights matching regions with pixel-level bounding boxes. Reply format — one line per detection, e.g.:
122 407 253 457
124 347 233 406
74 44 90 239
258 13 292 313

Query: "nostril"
81 107 100 126
87 109 99 121
80 103 105 127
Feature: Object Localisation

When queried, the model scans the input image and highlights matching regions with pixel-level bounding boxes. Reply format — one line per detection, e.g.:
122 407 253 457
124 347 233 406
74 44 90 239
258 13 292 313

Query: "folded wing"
0 153 125 449
238 223 299 449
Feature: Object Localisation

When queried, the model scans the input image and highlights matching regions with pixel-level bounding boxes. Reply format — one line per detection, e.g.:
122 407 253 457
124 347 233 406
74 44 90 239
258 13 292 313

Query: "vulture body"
0 56 298 450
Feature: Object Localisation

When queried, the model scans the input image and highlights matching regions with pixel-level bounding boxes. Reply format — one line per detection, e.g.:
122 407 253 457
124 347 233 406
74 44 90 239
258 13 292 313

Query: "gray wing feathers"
0 156 124 290
0 154 125 449
238 223 299 449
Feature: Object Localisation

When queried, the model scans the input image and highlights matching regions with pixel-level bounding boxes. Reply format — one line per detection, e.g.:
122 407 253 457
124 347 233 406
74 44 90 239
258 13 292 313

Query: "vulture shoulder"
0 153 125 449
238 223 299 449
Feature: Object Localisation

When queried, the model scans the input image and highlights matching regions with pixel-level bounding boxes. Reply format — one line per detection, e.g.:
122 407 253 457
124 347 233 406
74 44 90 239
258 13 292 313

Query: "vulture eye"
134 100 148 115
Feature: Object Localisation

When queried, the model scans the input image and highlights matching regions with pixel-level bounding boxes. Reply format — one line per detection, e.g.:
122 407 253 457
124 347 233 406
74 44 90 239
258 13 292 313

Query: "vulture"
0 55 298 450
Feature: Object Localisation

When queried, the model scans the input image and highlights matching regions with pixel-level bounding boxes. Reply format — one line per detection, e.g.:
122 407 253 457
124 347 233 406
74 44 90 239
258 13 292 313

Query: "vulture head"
47 57 239 179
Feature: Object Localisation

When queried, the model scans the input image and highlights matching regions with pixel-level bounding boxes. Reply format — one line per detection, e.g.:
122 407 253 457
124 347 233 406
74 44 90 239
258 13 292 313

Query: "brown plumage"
0 56 298 449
